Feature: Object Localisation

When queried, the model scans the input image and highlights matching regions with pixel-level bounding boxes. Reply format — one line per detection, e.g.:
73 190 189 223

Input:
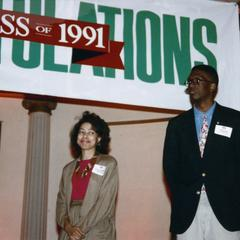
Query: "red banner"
0 9 124 69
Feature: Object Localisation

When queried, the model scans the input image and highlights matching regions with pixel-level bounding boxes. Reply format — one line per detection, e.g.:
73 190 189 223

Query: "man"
163 64 240 240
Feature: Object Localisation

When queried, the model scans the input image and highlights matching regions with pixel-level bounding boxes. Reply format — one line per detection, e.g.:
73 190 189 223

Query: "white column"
21 99 57 240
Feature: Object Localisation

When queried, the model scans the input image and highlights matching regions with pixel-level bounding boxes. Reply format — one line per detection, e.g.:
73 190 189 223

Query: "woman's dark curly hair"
70 111 111 158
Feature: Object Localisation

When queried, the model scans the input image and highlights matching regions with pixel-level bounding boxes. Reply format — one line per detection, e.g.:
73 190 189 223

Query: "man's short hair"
192 64 219 86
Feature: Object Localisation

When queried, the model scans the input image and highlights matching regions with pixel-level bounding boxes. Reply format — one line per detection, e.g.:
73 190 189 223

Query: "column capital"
22 98 57 115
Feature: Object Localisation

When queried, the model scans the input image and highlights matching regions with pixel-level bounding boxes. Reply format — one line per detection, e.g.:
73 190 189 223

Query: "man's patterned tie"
199 115 209 158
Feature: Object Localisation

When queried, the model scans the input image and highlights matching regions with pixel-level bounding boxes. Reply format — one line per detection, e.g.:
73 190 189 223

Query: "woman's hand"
64 221 85 239
69 226 85 240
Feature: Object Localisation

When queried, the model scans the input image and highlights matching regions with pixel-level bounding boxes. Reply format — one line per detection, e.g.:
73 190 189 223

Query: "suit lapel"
66 161 77 211
80 154 103 215
201 103 222 158
185 109 201 157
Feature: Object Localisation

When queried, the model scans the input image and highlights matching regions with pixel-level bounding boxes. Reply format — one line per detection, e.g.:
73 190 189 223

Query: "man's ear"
210 83 218 98
210 83 217 92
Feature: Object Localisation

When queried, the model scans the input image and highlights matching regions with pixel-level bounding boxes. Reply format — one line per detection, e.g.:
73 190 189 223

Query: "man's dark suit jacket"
163 103 240 234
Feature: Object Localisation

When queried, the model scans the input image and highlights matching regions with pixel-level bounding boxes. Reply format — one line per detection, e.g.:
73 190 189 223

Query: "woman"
56 111 119 240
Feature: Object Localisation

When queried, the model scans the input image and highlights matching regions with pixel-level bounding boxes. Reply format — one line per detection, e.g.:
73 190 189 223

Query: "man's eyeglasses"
185 77 214 86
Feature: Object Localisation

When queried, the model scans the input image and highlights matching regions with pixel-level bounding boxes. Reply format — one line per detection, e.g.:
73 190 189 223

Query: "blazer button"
196 191 201 195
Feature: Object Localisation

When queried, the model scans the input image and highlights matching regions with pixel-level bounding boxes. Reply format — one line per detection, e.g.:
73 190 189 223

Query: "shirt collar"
194 102 216 120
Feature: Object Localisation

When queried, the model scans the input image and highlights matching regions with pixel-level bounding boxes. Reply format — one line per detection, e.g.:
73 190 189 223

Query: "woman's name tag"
92 164 106 176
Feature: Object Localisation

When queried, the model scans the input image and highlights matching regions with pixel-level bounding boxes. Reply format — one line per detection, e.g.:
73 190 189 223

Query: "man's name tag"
214 124 232 138
92 164 106 176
